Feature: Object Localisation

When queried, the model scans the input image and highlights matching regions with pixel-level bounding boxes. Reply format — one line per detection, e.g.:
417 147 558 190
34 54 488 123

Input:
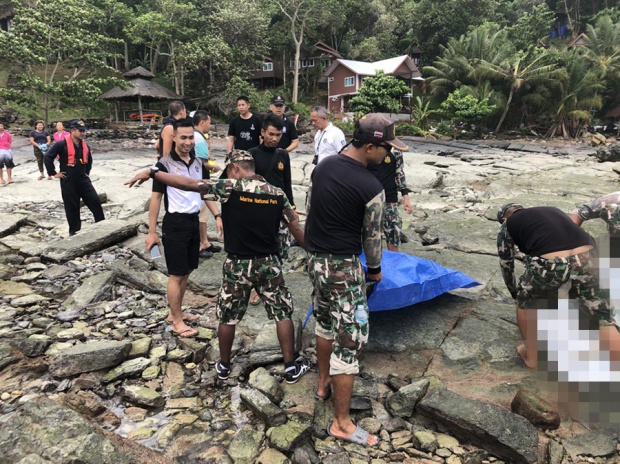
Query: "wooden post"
138 96 144 123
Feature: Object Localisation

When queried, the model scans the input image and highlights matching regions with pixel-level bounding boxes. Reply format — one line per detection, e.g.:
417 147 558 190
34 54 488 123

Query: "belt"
311 252 357 260
227 253 276 260
166 212 199 218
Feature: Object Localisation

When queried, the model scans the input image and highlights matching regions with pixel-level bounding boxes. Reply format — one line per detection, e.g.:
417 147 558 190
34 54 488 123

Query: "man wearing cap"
269 96 299 152
125 150 310 384
497 203 620 368
44 120 105 236
307 114 407 446
368 148 412 251
310 106 346 165
570 192 620 235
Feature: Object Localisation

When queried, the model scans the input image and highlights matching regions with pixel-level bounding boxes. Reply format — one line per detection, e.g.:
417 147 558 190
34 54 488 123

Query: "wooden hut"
100 67 182 122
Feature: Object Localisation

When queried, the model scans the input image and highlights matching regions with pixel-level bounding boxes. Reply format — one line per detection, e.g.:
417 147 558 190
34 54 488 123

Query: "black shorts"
162 212 200 276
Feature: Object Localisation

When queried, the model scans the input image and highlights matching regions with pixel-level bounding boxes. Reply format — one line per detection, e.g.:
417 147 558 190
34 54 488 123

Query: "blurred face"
366 143 390 166
36 122 44 131
56 122 64 132
237 99 250 116
173 126 195 155
261 124 282 148
71 127 85 141
310 112 328 130
270 103 285 116
199 116 211 134
178 108 187 119
0 124 4 131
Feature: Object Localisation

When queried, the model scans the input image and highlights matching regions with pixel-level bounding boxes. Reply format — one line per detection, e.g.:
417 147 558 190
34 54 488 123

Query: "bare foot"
167 312 200 323
517 344 537 369
316 379 331 399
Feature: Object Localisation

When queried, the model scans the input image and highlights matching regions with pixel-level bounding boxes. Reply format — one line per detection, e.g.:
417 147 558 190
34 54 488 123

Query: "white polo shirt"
314 123 346 164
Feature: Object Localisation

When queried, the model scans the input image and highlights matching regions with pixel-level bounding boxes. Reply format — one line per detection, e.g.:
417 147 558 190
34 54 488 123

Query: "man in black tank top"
497 203 619 369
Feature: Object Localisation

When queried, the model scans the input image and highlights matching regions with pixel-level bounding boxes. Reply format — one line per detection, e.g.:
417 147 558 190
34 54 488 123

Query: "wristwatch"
149 165 159 179
214 214 222 219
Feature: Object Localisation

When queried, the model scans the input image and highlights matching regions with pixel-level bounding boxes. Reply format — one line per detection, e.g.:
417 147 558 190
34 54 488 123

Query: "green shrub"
287 102 311 119
395 122 424 137
435 122 453 137
333 120 355 132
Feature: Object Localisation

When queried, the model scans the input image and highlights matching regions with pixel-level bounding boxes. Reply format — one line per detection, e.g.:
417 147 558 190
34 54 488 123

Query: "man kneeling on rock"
126 150 310 383
497 203 620 368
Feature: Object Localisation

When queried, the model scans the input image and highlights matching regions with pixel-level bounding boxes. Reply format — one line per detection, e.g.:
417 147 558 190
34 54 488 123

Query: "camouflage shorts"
307 253 369 375
277 220 292 260
217 256 293 325
517 251 615 327
383 203 402 246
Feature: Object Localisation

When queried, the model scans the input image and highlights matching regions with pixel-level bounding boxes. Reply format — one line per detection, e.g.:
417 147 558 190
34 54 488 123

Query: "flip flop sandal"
7 180 13 184
249 294 261 306
203 244 222 253
314 387 331 401
326 422 378 447
166 313 200 323
172 327 198 338
38 175 44 180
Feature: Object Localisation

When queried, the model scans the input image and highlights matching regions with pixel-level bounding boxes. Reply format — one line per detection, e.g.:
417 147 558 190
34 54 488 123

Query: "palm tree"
582 14 620 80
479 46 559 134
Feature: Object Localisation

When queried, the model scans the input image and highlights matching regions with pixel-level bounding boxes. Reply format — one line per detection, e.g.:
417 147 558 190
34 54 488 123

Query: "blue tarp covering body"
362 250 479 311
303 250 479 327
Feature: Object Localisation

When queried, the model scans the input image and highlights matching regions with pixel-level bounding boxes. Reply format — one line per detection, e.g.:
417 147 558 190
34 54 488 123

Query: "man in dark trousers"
249 114 296 261
125 150 310 384
497 203 620 369
306 114 407 447
45 120 105 236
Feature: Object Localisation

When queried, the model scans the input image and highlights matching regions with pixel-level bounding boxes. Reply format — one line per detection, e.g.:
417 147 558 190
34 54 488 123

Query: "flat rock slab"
417 388 538 464
49 340 132 378
562 431 618 458
34 219 139 262
63 270 116 308
0 213 28 238
239 387 287 428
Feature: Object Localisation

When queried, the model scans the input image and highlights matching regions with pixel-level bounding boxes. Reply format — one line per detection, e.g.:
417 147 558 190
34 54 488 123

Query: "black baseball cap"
70 119 87 130
271 96 285 105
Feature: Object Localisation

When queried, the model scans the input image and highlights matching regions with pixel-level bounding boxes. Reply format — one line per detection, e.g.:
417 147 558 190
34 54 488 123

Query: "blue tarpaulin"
361 250 479 311
303 250 479 327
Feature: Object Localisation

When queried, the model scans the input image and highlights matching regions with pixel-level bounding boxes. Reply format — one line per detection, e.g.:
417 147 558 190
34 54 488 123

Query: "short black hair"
237 95 250 104
262 113 284 131
172 117 194 131
192 110 210 125
168 101 185 117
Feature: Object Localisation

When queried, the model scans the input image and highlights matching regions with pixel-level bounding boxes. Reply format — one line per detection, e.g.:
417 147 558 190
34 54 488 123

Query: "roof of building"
100 67 182 101
319 55 423 83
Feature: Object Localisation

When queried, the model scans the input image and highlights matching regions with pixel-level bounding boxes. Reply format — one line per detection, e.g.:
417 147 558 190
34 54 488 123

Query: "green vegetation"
0 0 617 138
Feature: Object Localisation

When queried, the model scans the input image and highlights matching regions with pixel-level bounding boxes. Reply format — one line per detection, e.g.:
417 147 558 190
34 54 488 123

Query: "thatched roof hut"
100 66 182 122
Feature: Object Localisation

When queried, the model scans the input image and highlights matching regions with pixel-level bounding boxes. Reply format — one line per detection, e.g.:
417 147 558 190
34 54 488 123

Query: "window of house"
344 76 355 87
262 62 273 72
302 59 315 67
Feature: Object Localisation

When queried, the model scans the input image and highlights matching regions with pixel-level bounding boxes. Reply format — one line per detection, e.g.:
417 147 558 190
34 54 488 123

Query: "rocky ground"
1 131 620 464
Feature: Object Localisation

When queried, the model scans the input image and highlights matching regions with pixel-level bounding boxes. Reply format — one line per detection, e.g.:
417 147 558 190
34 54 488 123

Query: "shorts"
217 255 293 324
161 212 200 276
383 203 402 246
517 250 616 328
308 253 369 376
0 150 14 169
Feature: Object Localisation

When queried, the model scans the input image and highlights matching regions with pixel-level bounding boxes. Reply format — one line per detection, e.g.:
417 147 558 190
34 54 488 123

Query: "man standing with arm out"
193 110 223 258
306 114 407 446
147 118 208 338
44 120 104 236
309 106 345 165
126 150 310 383
269 95 299 152
368 148 413 251
226 96 263 153
249 114 296 261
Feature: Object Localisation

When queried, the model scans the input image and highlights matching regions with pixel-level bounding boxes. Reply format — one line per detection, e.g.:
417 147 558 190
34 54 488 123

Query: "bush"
435 122 453 137
287 102 311 119
395 122 425 137
333 120 355 133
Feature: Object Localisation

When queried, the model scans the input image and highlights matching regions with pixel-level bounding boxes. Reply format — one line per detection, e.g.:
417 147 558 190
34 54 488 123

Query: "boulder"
266 421 313 452
123 385 164 408
386 378 429 418
239 387 286 428
510 389 560 429
227 425 265 463
562 431 617 458
49 340 132 378
63 270 116 308
417 389 538 464
101 357 151 383
248 367 284 404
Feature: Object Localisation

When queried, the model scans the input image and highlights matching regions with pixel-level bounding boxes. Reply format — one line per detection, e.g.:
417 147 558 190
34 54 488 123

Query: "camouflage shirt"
198 175 296 225
572 192 620 235
497 222 517 298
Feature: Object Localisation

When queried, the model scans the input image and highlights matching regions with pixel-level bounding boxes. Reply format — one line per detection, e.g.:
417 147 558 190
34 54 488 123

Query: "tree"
440 88 496 135
349 70 410 114
0 0 124 122
506 3 555 51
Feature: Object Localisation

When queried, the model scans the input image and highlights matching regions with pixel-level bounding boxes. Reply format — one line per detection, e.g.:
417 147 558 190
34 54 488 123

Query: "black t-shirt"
507 206 593 256
221 186 285 257
30 130 49 144
157 115 176 157
306 155 383 254
228 114 263 151
368 151 398 203
276 116 298 150
249 144 294 207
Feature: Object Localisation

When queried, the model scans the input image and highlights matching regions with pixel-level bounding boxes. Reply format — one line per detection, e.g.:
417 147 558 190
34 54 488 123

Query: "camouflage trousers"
383 203 402 246
517 251 615 327
278 219 292 260
307 253 369 376
217 255 293 325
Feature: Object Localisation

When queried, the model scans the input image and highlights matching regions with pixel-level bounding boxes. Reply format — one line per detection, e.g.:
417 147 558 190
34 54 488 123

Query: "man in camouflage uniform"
126 151 310 384
497 203 620 369
368 149 412 251
306 114 407 447
570 192 620 235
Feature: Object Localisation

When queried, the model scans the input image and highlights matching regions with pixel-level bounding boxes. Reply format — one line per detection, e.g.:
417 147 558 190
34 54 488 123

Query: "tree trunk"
124 42 130 71
293 44 301 103
495 87 514 133
44 93 49 127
